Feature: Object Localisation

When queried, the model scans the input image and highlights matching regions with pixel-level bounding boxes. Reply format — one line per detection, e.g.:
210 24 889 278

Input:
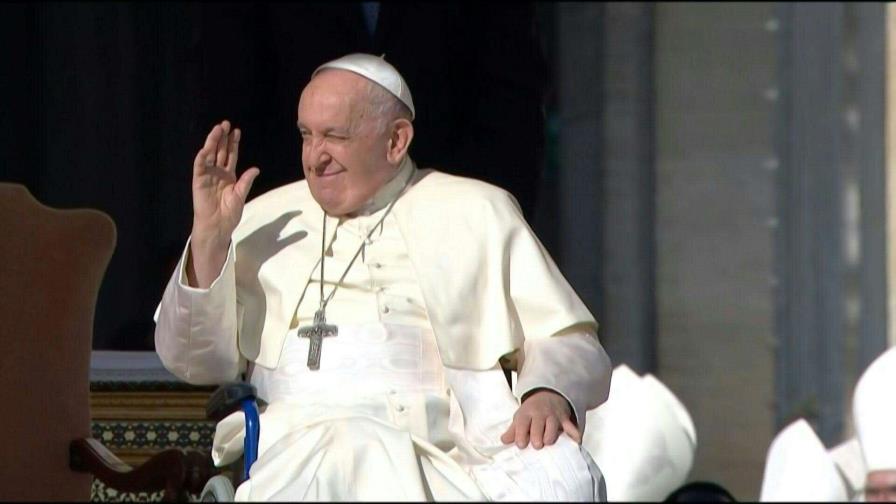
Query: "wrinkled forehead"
297 70 371 126
300 69 370 107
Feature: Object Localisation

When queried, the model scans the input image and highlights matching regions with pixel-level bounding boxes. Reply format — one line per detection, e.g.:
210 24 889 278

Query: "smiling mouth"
315 169 345 178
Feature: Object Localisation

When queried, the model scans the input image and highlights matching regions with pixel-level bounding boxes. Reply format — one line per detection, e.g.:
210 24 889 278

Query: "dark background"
0 2 550 349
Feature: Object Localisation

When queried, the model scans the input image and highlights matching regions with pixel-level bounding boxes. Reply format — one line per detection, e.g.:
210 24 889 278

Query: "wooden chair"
0 183 213 501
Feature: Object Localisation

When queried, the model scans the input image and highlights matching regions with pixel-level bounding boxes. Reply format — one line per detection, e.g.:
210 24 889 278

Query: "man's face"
297 69 394 216
866 470 896 502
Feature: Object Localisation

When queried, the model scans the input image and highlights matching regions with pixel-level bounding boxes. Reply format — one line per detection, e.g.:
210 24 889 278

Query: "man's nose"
307 138 331 171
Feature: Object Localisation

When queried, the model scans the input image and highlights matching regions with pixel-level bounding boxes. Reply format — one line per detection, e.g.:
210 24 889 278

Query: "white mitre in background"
758 418 847 501
582 365 697 501
853 347 896 474
828 437 866 501
313 53 416 119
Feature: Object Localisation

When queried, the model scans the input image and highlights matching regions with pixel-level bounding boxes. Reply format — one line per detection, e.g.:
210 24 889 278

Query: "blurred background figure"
853 348 896 502
829 437 869 500
581 365 697 501
758 347 896 502
758 419 848 501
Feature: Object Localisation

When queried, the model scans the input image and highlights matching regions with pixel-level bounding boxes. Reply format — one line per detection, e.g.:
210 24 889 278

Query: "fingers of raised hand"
216 120 231 168
226 128 241 171
201 123 221 153
194 125 219 174
195 122 242 178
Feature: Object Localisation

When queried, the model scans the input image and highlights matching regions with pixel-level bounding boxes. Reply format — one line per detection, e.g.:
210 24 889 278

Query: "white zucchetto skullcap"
759 418 847 501
313 53 415 120
582 365 697 501
853 346 896 472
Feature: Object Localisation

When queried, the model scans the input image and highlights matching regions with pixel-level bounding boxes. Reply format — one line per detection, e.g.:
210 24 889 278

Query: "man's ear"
386 118 414 164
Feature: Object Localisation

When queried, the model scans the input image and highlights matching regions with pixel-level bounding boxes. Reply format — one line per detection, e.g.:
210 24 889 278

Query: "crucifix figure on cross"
297 309 337 370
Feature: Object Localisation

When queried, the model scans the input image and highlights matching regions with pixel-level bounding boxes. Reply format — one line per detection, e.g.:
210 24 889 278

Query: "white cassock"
154 157 612 501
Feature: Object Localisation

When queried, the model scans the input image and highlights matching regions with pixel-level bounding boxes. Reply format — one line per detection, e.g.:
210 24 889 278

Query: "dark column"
774 2 845 445
854 3 889 374
554 3 656 373
598 2 656 373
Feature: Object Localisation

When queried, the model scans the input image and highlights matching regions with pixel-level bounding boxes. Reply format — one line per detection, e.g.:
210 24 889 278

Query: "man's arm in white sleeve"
514 324 612 430
153 237 243 385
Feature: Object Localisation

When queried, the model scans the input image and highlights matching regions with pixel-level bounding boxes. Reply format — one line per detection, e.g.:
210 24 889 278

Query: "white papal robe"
154 157 612 501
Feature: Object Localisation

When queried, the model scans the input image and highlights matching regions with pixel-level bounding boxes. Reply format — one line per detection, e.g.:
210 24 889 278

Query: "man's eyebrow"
296 123 352 136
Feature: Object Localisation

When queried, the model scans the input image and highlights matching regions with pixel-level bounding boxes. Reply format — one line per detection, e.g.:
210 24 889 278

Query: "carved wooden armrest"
70 438 215 502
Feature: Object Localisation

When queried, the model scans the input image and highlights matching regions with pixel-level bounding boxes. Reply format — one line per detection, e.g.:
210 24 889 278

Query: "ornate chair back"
0 183 116 500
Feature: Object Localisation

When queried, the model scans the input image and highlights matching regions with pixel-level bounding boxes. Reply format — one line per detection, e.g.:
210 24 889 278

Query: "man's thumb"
236 167 260 200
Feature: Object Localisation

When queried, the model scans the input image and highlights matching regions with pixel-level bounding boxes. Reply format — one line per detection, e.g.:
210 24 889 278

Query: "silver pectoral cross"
296 310 338 370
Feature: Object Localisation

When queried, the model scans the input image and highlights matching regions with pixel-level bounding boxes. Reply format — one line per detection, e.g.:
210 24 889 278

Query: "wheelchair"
199 383 261 502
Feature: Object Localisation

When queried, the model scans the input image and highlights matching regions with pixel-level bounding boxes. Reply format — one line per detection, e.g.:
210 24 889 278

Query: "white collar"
352 156 416 217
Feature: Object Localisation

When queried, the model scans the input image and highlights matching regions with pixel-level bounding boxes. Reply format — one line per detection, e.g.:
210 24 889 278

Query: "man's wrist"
187 230 231 289
190 223 231 252
520 386 549 403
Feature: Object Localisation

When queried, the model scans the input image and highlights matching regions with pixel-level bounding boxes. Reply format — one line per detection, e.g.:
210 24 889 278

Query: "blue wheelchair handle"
241 397 260 481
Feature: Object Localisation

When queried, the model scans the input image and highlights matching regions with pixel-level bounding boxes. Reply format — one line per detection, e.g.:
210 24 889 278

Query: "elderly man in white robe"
154 53 612 501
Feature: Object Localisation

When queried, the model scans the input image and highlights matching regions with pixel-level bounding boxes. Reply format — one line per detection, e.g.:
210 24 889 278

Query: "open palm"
192 120 260 240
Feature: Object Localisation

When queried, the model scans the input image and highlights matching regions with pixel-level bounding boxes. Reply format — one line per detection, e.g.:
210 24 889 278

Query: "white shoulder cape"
231 167 597 370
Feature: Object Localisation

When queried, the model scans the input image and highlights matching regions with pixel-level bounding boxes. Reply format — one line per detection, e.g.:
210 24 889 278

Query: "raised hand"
187 120 260 288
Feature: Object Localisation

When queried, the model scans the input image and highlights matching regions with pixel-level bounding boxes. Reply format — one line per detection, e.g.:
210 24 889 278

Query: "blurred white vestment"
582 365 696 501
759 419 847 502
853 347 896 473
